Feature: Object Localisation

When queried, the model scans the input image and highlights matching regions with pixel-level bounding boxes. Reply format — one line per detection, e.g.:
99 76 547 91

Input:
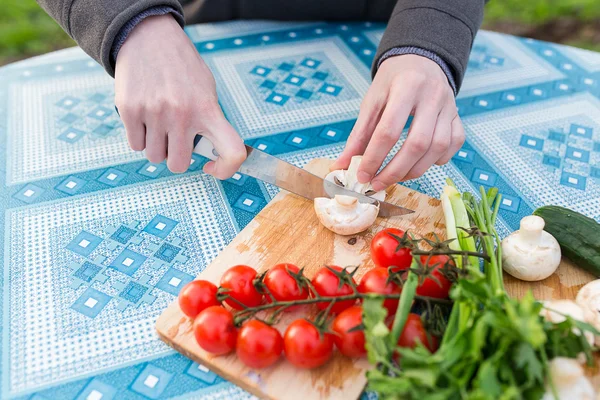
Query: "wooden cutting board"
156 158 599 398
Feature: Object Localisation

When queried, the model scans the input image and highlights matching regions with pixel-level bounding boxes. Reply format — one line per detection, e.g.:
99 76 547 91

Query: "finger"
369 103 438 191
144 121 168 164
167 128 194 173
202 117 246 180
330 87 386 171
356 90 414 185
436 115 465 165
402 105 455 181
118 105 146 151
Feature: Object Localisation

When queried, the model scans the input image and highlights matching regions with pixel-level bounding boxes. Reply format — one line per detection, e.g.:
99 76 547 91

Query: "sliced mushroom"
576 280 600 345
325 156 386 201
540 300 594 346
541 357 595 400
314 195 379 236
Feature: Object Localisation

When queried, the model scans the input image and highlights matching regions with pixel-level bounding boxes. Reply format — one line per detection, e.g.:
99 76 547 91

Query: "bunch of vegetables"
177 229 456 370
175 180 600 399
363 181 599 399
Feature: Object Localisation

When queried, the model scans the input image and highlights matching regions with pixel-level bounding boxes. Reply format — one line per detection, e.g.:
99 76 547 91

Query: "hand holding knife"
193 135 414 218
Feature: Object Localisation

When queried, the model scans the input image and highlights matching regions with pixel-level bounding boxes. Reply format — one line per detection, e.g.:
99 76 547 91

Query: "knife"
192 135 414 218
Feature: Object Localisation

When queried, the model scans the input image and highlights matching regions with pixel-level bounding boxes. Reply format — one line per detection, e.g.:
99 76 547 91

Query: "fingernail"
357 171 372 183
371 180 384 192
203 162 215 175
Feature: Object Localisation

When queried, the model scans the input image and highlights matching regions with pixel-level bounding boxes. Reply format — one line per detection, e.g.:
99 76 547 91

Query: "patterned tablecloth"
0 20 599 400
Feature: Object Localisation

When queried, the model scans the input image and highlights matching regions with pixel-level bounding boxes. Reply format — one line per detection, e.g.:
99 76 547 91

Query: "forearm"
374 0 486 93
36 0 185 76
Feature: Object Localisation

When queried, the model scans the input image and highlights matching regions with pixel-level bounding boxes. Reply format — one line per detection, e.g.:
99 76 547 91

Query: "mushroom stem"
519 215 545 248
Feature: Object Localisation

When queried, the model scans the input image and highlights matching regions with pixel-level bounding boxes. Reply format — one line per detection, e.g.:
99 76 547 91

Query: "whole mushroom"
501 215 561 281
314 195 379 236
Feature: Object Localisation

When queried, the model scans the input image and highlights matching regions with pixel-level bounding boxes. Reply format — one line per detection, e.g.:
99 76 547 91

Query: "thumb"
201 117 246 180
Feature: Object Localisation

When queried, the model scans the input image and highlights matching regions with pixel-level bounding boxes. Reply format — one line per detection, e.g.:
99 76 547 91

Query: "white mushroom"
576 279 600 345
325 156 386 201
501 215 561 281
541 357 595 400
314 195 379 236
540 300 595 346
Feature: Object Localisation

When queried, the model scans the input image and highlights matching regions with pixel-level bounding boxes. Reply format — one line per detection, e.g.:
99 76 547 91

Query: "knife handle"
193 135 219 161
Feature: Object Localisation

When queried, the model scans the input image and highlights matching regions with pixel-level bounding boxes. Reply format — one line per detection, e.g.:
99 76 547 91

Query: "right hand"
115 14 246 178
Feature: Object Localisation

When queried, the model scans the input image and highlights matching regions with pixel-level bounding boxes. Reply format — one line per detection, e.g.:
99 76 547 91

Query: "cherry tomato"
220 265 263 310
412 255 453 299
193 306 237 355
370 228 412 271
263 263 308 309
358 268 402 315
311 266 357 314
236 320 283 369
332 306 366 358
284 319 334 368
178 280 220 318
397 313 438 353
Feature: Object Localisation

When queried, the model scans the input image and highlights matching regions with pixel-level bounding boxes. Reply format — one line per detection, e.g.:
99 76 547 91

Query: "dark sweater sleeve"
36 0 185 77
373 0 486 92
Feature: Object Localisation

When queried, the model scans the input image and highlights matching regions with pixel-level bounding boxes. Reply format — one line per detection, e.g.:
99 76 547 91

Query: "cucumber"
533 206 600 277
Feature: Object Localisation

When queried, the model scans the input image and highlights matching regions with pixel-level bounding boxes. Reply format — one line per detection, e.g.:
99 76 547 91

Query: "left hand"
330 54 465 192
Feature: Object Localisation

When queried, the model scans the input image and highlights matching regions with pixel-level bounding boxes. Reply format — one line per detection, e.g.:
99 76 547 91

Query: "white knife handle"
193 135 219 161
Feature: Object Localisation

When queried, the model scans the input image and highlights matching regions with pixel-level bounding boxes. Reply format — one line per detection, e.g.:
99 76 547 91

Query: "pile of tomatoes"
177 228 452 370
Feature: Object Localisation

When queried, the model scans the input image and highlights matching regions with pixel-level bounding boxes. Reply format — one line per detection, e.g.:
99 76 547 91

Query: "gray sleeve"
35 0 185 77
111 6 183 67
379 46 458 95
373 0 486 92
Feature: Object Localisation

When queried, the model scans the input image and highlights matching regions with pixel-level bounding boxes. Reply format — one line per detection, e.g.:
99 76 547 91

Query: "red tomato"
178 280 220 318
236 320 283 369
370 228 413 271
414 255 453 299
193 306 237 355
358 268 402 315
263 264 309 308
397 313 438 353
311 266 357 314
220 265 263 310
284 319 334 368
332 306 366 358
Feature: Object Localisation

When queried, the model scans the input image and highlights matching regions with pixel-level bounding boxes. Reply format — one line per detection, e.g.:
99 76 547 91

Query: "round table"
0 20 599 400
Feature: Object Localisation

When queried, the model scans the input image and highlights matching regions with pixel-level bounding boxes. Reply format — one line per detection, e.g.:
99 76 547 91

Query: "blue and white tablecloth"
0 20 599 400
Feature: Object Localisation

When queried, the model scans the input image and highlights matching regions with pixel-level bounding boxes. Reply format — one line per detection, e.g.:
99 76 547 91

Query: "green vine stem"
226 291 452 326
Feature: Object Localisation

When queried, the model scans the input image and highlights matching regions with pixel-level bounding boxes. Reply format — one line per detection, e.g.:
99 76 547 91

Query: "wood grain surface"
156 158 599 398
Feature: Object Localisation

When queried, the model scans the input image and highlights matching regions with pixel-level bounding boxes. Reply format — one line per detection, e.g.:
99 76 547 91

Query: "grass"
1 0 599 66
0 0 74 66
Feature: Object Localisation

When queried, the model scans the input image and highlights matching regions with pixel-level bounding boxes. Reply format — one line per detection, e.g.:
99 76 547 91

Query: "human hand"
331 54 465 191
115 14 246 178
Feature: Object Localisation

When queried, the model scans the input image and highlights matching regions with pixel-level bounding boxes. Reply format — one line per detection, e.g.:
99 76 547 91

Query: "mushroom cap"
314 195 379 236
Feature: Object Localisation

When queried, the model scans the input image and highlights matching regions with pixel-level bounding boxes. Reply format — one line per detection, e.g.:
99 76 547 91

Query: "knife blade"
193 135 414 217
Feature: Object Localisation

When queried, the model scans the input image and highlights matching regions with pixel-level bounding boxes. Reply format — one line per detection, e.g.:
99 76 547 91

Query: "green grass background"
1 0 599 66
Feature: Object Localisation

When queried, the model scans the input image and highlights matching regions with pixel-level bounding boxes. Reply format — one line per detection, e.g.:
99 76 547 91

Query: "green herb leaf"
362 295 391 365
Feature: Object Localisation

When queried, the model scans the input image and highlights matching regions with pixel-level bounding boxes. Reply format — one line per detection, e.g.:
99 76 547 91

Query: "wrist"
378 47 457 95
113 11 182 67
